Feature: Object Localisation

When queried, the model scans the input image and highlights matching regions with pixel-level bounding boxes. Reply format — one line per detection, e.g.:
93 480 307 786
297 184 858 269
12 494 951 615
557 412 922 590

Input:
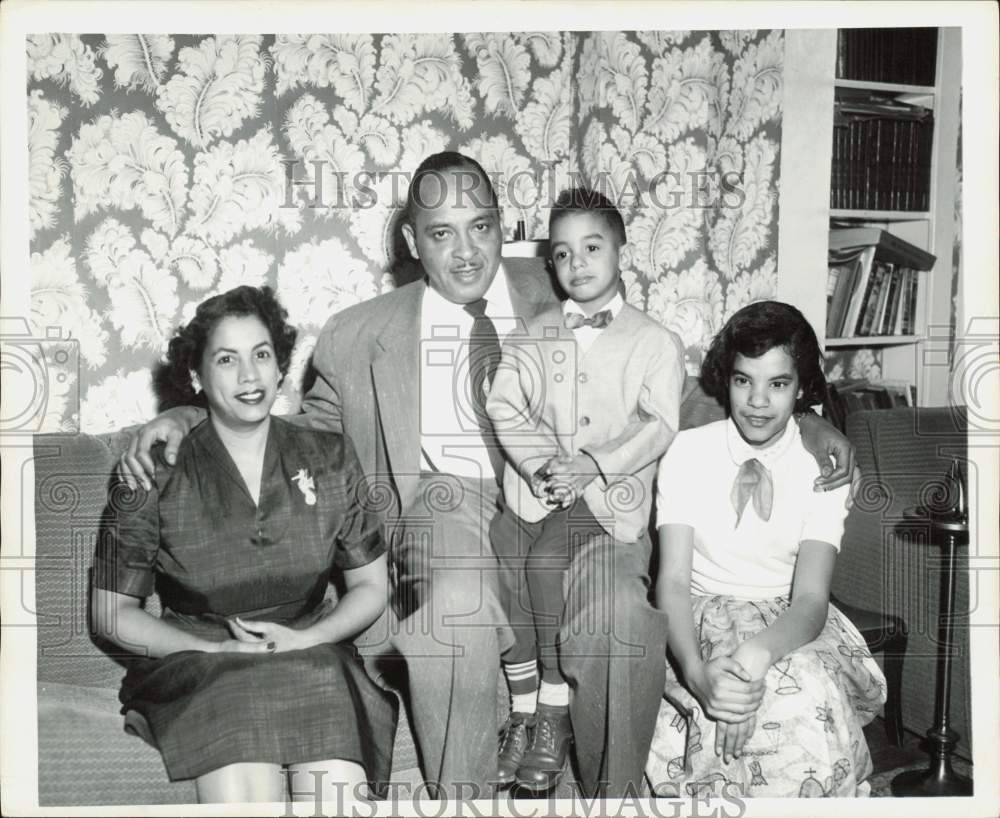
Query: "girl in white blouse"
645 301 886 798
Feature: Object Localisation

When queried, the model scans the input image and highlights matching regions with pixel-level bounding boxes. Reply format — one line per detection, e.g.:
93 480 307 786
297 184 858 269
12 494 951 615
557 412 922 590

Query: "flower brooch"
292 468 317 506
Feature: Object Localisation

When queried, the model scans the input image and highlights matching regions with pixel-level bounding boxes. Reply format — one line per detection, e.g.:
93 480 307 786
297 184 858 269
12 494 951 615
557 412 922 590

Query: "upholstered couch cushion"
38 682 197 806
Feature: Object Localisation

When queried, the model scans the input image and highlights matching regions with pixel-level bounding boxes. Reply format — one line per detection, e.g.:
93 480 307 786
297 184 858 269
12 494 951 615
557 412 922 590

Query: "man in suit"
298 152 558 797
119 151 857 800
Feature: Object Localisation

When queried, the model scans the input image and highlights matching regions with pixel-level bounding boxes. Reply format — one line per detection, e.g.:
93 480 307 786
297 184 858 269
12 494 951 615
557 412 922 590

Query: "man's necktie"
730 458 774 526
563 309 613 330
463 298 505 484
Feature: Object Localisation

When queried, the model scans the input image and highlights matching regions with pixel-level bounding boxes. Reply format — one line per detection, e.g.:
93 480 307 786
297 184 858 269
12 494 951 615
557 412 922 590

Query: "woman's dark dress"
93 417 397 783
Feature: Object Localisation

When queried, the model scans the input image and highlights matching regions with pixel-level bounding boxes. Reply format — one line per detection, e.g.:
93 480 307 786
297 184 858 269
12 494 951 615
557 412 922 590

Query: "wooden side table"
891 507 973 797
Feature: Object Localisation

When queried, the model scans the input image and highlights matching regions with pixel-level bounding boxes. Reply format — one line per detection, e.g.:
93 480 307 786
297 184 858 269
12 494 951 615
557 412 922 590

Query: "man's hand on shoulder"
117 406 206 490
796 410 857 502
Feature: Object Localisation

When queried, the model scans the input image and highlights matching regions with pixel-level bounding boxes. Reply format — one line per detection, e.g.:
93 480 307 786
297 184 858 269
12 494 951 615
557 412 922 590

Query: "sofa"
30 376 718 806
32 397 971 805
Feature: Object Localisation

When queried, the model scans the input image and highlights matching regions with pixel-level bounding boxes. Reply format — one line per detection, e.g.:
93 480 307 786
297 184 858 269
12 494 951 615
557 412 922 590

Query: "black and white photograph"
1 1 997 815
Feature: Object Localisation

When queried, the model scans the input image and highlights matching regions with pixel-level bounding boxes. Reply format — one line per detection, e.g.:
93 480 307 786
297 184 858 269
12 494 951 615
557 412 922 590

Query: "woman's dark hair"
700 300 827 414
155 286 297 410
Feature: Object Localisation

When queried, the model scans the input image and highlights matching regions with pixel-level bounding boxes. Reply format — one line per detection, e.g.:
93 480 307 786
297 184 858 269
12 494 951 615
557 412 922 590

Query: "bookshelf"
823 27 961 407
830 209 930 222
834 79 935 97
825 336 920 349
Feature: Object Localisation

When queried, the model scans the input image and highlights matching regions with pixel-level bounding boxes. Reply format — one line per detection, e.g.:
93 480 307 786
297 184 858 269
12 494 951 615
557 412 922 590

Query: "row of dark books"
830 96 934 212
826 228 936 340
836 27 938 86
824 378 916 433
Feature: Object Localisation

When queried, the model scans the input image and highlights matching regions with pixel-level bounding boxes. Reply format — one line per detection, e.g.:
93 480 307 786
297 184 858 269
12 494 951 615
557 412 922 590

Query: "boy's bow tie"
564 309 613 330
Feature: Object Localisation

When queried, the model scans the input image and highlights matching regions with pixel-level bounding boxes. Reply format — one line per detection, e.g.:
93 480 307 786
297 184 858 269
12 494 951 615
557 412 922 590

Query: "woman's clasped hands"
687 654 766 764
215 617 313 654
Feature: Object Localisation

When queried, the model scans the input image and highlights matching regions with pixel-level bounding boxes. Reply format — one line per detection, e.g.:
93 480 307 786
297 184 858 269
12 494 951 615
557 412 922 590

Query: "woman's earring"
190 371 202 395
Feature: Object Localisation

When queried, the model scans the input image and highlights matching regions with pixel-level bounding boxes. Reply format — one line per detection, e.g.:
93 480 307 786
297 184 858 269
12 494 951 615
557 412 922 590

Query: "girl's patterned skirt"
645 596 887 798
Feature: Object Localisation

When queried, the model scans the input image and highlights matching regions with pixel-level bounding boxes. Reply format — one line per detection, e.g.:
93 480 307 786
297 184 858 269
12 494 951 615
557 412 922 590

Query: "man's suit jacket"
300 266 559 526
487 302 685 543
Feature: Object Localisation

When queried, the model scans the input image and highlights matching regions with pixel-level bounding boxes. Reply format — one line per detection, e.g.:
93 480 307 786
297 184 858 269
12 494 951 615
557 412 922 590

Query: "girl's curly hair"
155 286 298 411
700 300 828 415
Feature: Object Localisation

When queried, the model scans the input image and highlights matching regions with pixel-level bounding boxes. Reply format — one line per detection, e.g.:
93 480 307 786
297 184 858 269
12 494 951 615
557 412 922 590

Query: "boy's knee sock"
537 680 570 708
503 659 538 714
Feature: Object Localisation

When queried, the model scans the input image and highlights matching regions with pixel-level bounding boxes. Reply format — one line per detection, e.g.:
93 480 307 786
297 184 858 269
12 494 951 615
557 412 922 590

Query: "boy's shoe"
495 711 535 787
515 703 573 791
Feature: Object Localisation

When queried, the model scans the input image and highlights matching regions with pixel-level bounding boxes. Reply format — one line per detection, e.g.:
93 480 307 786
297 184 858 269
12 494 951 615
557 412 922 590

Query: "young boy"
486 188 685 791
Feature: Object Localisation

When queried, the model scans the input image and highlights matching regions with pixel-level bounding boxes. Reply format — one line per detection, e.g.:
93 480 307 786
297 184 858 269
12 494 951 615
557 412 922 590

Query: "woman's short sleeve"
92 479 160 598
333 436 386 570
800 481 850 551
655 432 698 529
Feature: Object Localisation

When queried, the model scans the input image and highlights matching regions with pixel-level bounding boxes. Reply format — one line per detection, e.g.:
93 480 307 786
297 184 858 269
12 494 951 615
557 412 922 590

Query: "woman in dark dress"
91 286 397 804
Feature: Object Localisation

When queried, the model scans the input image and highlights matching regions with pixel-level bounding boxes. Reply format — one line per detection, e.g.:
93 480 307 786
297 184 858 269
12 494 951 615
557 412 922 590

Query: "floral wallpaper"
575 30 784 375
26 31 784 434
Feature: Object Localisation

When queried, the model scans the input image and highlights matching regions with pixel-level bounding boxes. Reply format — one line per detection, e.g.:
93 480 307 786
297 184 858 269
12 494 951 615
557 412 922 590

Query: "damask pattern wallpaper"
26 31 785 433
574 30 783 373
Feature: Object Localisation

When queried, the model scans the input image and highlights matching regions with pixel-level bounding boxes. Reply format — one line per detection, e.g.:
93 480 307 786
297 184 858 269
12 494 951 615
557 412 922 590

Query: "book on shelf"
859 385 894 409
829 90 934 212
880 264 903 335
826 229 936 340
829 244 877 338
904 268 920 335
836 27 937 86
829 227 936 270
825 377 917 431
891 269 908 335
826 247 866 337
856 261 888 336
874 378 916 407
870 261 895 336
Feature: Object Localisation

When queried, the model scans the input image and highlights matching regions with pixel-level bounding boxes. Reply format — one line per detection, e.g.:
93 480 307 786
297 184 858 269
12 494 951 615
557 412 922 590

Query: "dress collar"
195 415 280 506
725 415 797 468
